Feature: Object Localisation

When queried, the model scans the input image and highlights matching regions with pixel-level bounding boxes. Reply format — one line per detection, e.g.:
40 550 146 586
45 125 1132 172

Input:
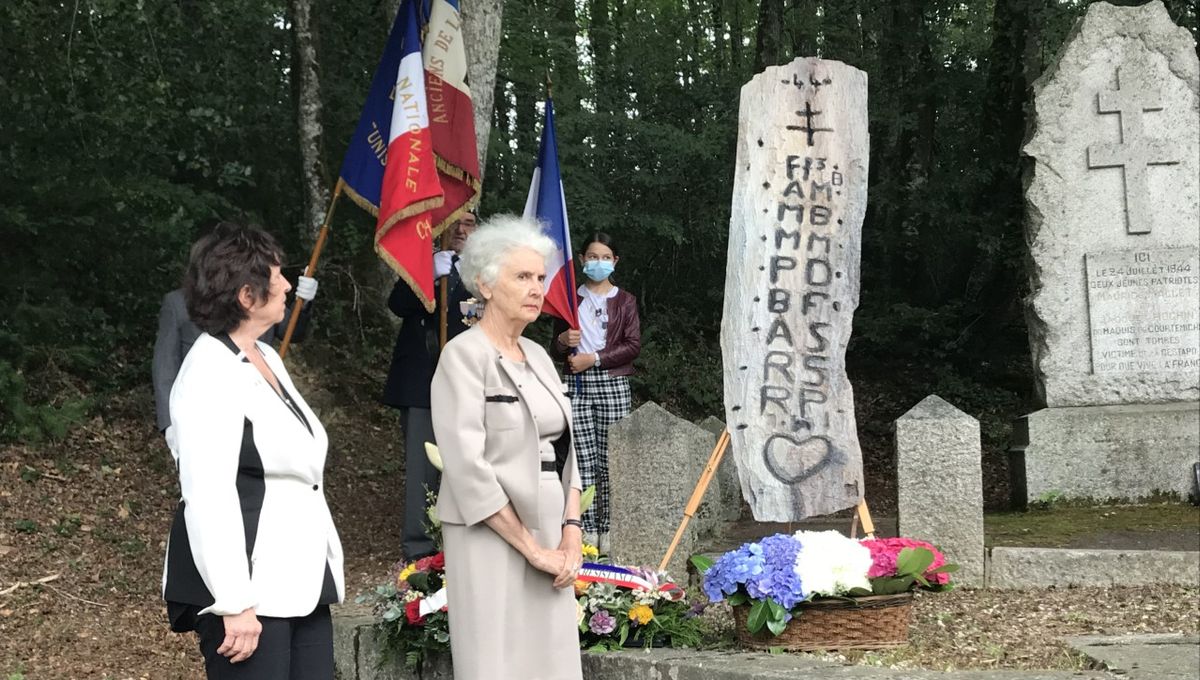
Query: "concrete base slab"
335 616 1120 679
1067 634 1200 680
988 547 1200 589
1010 402 1200 506
583 648 1113 679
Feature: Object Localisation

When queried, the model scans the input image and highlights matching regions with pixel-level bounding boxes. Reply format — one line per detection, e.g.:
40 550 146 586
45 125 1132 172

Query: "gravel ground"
698 585 1199 671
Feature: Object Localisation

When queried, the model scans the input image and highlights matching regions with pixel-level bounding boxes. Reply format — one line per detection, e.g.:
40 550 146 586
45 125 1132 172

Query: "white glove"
164 425 179 465
295 275 318 301
433 250 455 279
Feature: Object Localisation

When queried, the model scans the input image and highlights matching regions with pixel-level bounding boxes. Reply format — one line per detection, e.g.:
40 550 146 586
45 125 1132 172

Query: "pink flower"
860 537 950 585
862 540 899 578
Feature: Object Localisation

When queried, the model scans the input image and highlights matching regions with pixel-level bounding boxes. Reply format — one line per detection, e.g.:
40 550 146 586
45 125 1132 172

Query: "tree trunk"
589 0 613 116
462 0 505 180
821 0 862 63
955 0 1045 336
788 0 817 57
550 0 582 122
753 0 785 74
290 0 329 243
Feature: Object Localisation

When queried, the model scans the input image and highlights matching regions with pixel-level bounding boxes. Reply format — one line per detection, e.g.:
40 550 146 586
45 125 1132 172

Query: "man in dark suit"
383 211 476 560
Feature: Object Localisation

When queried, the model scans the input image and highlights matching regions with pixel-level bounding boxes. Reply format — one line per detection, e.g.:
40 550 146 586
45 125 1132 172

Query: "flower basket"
732 592 913 651
700 531 956 654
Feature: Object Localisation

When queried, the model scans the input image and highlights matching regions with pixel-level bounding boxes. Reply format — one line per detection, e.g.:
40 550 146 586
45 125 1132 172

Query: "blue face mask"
582 260 615 282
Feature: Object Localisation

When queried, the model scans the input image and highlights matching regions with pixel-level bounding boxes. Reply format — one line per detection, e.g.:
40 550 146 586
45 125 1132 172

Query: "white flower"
793 530 873 597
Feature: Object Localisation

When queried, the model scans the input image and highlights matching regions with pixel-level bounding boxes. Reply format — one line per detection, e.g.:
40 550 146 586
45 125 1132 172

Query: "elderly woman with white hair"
430 215 584 680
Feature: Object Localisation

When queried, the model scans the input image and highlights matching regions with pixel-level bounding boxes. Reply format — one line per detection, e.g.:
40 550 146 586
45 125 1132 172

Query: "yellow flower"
581 543 599 560
574 579 590 597
397 563 417 586
628 604 654 625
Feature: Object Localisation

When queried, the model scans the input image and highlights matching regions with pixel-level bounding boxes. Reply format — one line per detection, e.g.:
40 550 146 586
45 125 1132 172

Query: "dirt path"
0 390 404 679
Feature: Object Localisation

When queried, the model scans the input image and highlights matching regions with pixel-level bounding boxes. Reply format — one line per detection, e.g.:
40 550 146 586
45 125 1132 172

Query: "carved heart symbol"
762 433 841 484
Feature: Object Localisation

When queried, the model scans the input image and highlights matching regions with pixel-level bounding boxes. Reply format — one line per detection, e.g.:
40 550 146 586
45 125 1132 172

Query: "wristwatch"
594 355 602 368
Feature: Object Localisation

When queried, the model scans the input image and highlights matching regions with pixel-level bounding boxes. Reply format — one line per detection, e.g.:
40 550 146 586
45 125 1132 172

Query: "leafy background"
1 0 1196 506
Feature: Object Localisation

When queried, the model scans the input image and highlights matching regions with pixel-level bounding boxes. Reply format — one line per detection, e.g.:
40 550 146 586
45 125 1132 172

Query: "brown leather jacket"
550 288 641 377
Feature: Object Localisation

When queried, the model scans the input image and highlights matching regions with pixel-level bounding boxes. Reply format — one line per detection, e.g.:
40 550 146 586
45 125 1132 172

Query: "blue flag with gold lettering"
339 8 408 215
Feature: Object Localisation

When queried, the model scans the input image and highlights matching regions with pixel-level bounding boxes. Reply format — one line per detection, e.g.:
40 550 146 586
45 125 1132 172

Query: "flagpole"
280 178 345 359
438 229 451 350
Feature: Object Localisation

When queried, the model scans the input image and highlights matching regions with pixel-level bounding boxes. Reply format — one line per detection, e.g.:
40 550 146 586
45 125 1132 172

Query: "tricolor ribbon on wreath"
577 563 686 602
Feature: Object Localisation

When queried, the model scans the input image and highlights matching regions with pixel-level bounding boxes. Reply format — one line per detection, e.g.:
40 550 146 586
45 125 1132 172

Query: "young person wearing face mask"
550 233 641 553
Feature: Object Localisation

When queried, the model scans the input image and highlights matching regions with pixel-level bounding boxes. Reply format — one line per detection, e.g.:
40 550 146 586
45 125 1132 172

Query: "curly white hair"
457 214 556 297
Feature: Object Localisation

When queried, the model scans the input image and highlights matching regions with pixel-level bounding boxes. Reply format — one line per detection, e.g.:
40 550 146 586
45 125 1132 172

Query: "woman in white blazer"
431 215 584 680
161 223 343 679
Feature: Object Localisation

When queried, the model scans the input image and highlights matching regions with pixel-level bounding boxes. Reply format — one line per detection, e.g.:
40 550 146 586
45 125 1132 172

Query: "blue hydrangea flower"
702 541 765 602
744 533 808 610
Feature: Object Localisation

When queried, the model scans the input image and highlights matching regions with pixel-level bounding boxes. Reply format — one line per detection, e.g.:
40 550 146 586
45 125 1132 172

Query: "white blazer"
162 333 344 618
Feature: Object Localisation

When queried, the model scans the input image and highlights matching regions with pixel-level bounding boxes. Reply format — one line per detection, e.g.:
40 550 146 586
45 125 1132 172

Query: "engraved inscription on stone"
1086 248 1200 374
1086 61 1182 235
722 58 868 521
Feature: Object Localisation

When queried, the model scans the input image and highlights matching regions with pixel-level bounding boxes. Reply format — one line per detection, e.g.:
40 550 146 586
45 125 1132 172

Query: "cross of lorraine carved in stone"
1087 64 1181 235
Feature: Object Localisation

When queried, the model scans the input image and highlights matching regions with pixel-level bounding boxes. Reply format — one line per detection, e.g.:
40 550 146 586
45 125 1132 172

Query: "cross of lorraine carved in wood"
1086 64 1181 235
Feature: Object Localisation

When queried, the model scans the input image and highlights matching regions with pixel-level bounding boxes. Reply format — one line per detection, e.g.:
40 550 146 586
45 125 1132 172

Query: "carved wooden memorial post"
722 58 869 521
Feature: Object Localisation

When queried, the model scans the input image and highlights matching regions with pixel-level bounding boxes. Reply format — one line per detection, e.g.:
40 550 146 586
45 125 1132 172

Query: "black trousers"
402 406 440 559
195 605 333 680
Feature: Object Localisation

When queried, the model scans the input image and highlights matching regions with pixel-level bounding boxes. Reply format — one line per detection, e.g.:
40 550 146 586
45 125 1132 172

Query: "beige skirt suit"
430 326 583 680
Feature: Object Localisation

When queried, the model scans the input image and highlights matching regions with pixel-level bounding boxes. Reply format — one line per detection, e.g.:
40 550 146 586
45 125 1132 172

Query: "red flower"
405 599 427 626
415 556 434 572
429 552 446 571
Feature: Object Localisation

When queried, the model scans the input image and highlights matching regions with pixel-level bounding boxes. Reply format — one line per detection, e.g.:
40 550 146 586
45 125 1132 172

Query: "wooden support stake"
850 499 876 539
279 178 344 359
659 429 730 572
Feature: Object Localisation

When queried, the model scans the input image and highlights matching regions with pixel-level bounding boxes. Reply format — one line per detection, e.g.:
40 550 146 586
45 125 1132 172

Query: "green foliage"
744 596 789 636
689 554 715 575
580 484 597 514
54 514 82 538
4 0 1196 452
1032 490 1067 510
13 519 38 534
578 581 705 650
870 547 959 595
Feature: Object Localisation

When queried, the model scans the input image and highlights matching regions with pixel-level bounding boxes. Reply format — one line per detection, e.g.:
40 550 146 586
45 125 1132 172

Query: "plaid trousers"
566 368 631 534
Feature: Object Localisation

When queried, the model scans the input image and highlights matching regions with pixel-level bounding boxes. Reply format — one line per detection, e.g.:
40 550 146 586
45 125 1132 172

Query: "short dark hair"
581 232 616 255
183 222 284 335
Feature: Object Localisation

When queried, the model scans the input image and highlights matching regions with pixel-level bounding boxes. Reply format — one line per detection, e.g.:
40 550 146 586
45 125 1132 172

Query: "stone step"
333 613 1125 680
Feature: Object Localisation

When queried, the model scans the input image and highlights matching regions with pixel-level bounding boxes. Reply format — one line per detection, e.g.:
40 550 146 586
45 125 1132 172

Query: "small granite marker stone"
895 395 985 588
608 402 723 575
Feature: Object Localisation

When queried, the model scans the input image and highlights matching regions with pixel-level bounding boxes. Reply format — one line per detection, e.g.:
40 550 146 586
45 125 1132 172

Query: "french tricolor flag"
373 0 444 309
342 0 481 311
423 0 481 236
523 98 579 329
